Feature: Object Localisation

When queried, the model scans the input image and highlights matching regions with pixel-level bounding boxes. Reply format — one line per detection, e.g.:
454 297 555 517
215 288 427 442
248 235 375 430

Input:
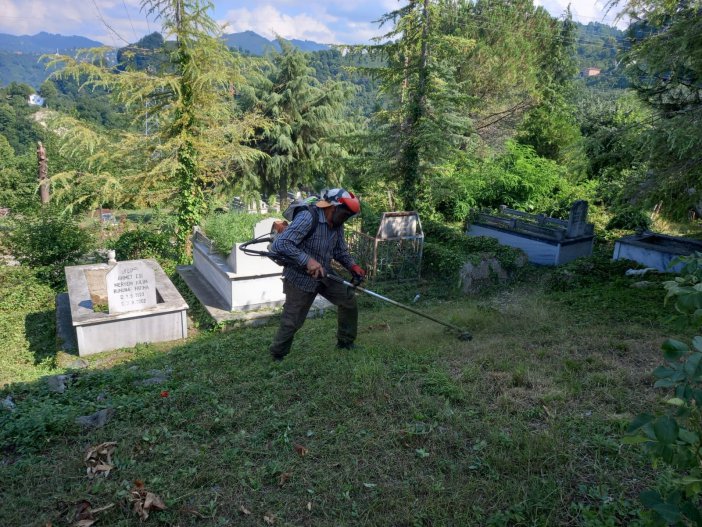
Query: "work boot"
336 340 358 351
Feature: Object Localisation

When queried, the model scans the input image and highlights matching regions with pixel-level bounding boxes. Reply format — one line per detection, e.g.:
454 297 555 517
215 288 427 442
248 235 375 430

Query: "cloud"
220 5 338 43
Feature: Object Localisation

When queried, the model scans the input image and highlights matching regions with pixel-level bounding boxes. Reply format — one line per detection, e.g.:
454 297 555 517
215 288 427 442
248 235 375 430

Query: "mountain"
0 31 104 54
222 31 329 55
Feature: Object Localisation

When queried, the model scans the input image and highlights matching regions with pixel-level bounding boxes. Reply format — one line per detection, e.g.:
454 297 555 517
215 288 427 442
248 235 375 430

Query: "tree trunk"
37 141 49 205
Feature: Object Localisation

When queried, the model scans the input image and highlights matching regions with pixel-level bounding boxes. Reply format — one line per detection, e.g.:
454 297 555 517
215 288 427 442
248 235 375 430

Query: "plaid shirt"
271 207 355 292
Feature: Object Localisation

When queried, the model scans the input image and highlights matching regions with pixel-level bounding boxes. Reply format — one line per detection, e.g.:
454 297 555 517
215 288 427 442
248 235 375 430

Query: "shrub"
110 227 176 262
202 211 275 255
421 220 524 281
7 207 93 287
605 206 652 231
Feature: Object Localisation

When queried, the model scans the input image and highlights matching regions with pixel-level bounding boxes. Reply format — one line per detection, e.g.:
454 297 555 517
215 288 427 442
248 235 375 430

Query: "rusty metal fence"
345 212 424 282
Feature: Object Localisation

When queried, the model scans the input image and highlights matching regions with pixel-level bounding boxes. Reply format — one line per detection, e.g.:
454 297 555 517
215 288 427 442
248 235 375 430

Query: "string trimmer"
240 234 472 341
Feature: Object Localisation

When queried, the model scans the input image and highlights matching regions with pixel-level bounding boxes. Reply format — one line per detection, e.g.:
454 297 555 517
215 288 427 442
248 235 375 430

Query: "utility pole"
37 141 49 205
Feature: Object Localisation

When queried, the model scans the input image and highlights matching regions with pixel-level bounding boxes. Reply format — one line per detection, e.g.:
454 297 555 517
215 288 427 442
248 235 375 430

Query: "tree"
244 40 353 203
610 0 702 218
45 0 266 257
348 0 474 211
517 8 583 165
350 0 572 211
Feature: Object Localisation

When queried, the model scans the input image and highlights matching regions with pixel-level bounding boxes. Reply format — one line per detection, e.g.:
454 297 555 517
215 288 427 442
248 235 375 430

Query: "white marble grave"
64 259 188 356
191 218 286 312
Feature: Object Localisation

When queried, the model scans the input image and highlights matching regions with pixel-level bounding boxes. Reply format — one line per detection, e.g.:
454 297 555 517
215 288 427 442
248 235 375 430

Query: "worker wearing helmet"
269 188 366 361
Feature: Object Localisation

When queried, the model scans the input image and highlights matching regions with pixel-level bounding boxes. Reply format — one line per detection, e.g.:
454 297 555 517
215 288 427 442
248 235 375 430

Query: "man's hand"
350 264 366 285
306 258 325 278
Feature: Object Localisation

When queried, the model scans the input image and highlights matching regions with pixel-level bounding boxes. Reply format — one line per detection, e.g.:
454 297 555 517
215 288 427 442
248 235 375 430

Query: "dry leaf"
128 481 167 521
307 501 312 511
84 442 117 478
75 520 96 527
263 513 276 525
239 505 251 515
293 443 308 457
277 472 292 487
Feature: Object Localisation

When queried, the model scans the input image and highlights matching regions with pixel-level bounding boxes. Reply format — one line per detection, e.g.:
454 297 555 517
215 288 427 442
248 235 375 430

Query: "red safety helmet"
317 188 361 215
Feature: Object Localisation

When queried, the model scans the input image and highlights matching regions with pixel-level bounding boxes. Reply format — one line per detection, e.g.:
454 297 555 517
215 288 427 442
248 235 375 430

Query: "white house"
28 94 45 106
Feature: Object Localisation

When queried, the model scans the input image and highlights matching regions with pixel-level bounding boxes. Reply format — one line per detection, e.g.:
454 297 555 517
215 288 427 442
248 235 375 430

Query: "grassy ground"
0 255 691 526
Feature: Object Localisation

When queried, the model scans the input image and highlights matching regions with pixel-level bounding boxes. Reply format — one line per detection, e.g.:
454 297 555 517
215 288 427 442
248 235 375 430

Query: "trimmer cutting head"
458 332 473 341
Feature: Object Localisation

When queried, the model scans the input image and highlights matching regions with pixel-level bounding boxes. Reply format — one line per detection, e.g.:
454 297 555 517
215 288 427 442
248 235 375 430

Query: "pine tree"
45 0 266 257
243 40 354 203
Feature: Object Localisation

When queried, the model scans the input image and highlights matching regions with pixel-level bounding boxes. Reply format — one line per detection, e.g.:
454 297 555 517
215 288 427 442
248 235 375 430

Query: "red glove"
350 264 366 285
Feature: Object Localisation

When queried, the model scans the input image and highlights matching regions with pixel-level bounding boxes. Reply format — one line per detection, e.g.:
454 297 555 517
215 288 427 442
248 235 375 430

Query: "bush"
431 143 593 223
110 227 176 262
202 211 275 255
605 206 652 231
7 207 93 287
421 220 524 280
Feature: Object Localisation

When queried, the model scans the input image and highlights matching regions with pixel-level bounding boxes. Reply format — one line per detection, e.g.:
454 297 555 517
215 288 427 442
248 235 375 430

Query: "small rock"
46 374 70 394
67 359 89 369
96 392 108 402
76 408 115 429
2 395 15 411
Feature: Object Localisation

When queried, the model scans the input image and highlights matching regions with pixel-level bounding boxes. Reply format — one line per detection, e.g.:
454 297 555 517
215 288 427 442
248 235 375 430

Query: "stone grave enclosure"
178 217 332 324
60 259 188 356
466 200 595 266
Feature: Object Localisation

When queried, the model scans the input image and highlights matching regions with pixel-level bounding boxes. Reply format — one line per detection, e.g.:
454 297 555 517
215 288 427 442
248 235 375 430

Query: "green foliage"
202 211 274 255
0 265 58 385
605 206 652 231
663 253 702 328
421 219 524 280
110 227 176 263
7 207 93 287
433 142 592 222
615 0 702 220
625 337 702 525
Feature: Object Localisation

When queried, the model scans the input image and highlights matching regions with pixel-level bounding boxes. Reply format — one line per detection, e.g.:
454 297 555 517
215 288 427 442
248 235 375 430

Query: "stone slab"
65 259 188 356
107 260 157 314
177 265 334 326
56 293 77 351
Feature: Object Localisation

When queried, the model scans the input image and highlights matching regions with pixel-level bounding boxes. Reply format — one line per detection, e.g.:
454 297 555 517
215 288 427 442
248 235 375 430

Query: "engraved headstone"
379 213 418 239
106 261 157 314
566 200 589 238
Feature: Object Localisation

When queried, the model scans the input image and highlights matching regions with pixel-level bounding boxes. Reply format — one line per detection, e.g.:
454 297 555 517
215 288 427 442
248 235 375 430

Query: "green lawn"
0 260 687 526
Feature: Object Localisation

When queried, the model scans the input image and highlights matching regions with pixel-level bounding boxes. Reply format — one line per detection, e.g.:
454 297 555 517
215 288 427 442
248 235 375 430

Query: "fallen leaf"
75 520 96 527
128 481 167 521
239 505 251 515
278 472 292 487
293 443 308 457
307 501 312 511
84 442 117 479
160 390 169 398
263 513 276 525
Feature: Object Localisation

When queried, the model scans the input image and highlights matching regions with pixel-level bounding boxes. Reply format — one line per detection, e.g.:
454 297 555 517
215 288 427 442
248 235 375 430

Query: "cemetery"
3 0 702 524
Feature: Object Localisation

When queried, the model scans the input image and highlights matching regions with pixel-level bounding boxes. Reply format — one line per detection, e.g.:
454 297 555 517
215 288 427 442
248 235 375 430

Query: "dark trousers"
269 277 358 358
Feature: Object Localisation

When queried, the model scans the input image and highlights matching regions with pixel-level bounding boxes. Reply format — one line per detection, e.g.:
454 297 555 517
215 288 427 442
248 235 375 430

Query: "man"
269 188 366 361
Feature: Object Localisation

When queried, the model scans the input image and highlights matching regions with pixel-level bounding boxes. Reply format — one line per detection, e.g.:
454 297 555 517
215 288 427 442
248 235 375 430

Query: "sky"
0 0 625 46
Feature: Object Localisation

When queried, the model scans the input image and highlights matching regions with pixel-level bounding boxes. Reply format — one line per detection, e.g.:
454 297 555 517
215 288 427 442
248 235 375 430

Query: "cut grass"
0 260 690 526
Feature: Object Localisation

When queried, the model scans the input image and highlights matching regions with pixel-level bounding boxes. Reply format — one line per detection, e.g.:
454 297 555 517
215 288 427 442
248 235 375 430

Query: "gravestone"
106 261 157 314
566 200 589 238
378 212 418 239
